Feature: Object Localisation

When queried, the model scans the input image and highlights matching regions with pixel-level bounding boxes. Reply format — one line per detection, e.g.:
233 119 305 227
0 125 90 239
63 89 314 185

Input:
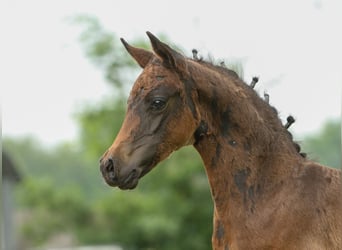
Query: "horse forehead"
132 64 181 92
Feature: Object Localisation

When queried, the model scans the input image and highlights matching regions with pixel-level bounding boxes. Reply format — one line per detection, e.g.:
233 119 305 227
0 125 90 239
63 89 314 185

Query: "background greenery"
3 16 341 249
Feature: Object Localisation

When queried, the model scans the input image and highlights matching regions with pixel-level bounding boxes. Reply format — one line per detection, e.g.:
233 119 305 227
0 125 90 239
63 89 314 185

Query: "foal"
99 32 342 250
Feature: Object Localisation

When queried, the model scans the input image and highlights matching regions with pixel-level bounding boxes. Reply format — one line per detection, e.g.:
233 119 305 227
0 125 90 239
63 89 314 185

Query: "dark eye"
150 98 167 111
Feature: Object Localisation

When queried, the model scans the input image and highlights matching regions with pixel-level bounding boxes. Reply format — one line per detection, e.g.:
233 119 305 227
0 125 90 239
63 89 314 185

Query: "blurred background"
1 0 341 249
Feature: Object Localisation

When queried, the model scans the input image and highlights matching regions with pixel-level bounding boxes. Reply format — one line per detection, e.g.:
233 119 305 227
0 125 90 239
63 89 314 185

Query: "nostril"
99 155 120 185
106 157 114 172
103 157 118 182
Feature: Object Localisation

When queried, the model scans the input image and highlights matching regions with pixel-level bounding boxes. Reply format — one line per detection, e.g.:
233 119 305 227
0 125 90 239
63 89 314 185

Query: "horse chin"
139 161 157 178
117 163 154 190
118 177 139 190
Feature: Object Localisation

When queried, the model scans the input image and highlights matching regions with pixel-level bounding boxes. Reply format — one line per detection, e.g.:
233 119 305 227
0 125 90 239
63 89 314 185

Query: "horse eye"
151 98 166 111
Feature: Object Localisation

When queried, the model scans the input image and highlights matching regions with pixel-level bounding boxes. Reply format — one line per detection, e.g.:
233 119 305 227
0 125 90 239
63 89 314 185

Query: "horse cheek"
169 108 198 148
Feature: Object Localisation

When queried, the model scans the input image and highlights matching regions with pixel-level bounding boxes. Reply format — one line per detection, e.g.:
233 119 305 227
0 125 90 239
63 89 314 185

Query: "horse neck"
188 61 303 214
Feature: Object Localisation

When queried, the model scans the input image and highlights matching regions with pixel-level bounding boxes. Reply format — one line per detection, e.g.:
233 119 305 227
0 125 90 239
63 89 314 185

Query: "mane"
190 49 242 79
188 49 306 158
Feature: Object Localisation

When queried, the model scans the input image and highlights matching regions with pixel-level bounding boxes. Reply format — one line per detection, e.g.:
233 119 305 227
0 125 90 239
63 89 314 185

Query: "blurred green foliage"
71 15 137 93
4 16 340 249
5 136 212 249
302 120 341 169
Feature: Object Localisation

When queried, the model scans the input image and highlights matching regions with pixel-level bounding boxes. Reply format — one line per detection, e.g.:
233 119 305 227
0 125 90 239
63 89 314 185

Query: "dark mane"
189 53 241 79
189 52 306 158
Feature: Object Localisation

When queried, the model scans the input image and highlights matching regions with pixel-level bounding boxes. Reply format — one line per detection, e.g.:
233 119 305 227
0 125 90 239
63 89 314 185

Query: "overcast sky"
1 0 341 146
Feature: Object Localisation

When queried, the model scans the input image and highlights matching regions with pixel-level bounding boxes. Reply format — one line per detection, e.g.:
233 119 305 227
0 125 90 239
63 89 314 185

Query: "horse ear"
146 31 188 75
120 38 153 68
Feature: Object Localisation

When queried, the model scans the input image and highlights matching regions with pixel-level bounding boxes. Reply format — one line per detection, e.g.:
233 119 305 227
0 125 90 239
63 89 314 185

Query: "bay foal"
100 32 342 249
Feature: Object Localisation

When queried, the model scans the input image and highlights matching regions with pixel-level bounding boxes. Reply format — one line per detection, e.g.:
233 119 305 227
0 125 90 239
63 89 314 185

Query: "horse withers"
99 32 342 250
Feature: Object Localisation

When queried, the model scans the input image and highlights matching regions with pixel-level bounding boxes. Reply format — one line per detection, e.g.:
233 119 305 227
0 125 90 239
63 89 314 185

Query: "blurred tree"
16 177 92 246
302 120 341 169
3 137 103 199
4 136 212 249
72 15 138 94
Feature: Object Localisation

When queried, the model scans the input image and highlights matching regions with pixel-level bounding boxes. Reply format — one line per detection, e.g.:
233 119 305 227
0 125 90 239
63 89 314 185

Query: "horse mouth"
118 160 156 190
102 165 153 190
118 170 140 190
101 168 140 190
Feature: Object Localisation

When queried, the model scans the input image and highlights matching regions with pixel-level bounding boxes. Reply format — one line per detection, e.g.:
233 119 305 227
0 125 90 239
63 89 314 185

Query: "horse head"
99 32 200 189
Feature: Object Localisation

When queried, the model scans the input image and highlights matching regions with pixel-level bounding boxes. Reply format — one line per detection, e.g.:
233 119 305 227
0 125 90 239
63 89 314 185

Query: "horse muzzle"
99 156 143 190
